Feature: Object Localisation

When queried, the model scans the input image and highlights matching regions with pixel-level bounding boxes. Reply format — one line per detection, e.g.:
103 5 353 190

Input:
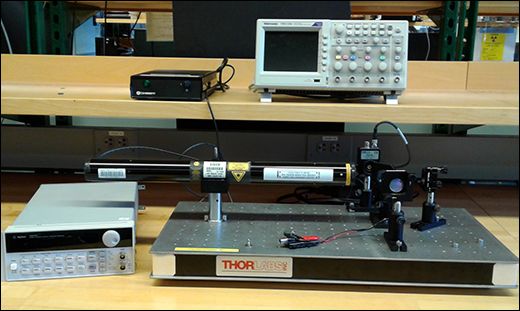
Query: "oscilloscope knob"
334 62 343 71
378 62 388 72
335 24 346 34
102 230 121 248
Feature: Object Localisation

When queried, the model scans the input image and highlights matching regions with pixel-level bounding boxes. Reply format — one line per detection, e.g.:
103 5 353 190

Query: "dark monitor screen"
264 32 319 72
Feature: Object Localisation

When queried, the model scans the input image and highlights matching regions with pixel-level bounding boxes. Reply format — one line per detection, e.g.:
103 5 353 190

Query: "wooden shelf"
70 1 520 16
70 1 172 12
1 55 518 125
1 86 518 125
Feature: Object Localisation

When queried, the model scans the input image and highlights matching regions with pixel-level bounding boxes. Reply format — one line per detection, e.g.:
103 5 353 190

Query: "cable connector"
287 240 321 249
279 231 322 249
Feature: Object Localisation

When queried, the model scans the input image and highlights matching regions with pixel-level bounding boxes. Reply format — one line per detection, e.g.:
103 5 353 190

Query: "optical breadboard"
150 202 518 288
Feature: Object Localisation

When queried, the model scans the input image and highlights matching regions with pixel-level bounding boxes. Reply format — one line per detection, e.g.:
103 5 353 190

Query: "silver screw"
478 238 485 247
245 239 252 247
396 240 403 247
452 242 459 248
393 201 402 214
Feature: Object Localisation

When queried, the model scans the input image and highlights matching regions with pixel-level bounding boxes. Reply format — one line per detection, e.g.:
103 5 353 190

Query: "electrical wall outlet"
307 135 350 162
94 130 138 155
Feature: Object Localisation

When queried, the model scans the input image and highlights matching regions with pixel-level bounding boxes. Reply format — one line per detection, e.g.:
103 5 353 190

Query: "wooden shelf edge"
2 97 517 125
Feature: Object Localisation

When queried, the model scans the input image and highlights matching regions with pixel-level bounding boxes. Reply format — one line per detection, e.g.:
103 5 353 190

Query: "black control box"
130 70 218 101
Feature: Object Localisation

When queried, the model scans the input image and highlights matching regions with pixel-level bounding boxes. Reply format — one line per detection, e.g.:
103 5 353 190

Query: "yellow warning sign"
228 162 250 171
227 162 250 183
231 171 246 182
481 33 505 61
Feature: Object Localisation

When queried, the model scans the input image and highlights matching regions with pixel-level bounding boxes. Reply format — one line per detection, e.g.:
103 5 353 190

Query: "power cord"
129 12 142 35
203 58 237 159
372 121 411 168
280 218 388 249
214 58 235 92
276 186 350 205
425 26 431 61
95 143 234 201
205 97 223 160
1 19 13 54
96 145 198 160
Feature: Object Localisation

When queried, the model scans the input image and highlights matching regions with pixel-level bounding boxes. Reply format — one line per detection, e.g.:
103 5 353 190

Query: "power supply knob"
348 62 358 71
393 62 403 72
363 62 373 72
102 230 120 248
378 62 388 72
334 62 343 71
181 80 192 93
335 24 346 34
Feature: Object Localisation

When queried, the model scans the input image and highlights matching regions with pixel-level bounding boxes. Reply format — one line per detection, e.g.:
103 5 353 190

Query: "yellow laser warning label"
228 162 250 183
231 171 246 182
228 162 250 171
481 33 505 61
175 247 240 253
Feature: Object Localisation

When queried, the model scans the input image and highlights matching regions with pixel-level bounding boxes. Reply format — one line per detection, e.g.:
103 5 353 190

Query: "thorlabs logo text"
217 256 293 277
221 260 288 272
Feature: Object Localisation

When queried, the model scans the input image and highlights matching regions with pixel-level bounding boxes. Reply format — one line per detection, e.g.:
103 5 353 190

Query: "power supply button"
181 80 192 93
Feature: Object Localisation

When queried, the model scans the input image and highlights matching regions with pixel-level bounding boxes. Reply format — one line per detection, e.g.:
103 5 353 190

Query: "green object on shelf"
48 1 72 55
24 0 73 55
25 1 47 54
439 1 460 61
435 1 480 135
462 2 479 61
439 1 479 61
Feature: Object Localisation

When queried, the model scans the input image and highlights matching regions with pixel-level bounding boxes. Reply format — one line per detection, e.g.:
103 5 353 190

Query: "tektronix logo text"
217 256 292 278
